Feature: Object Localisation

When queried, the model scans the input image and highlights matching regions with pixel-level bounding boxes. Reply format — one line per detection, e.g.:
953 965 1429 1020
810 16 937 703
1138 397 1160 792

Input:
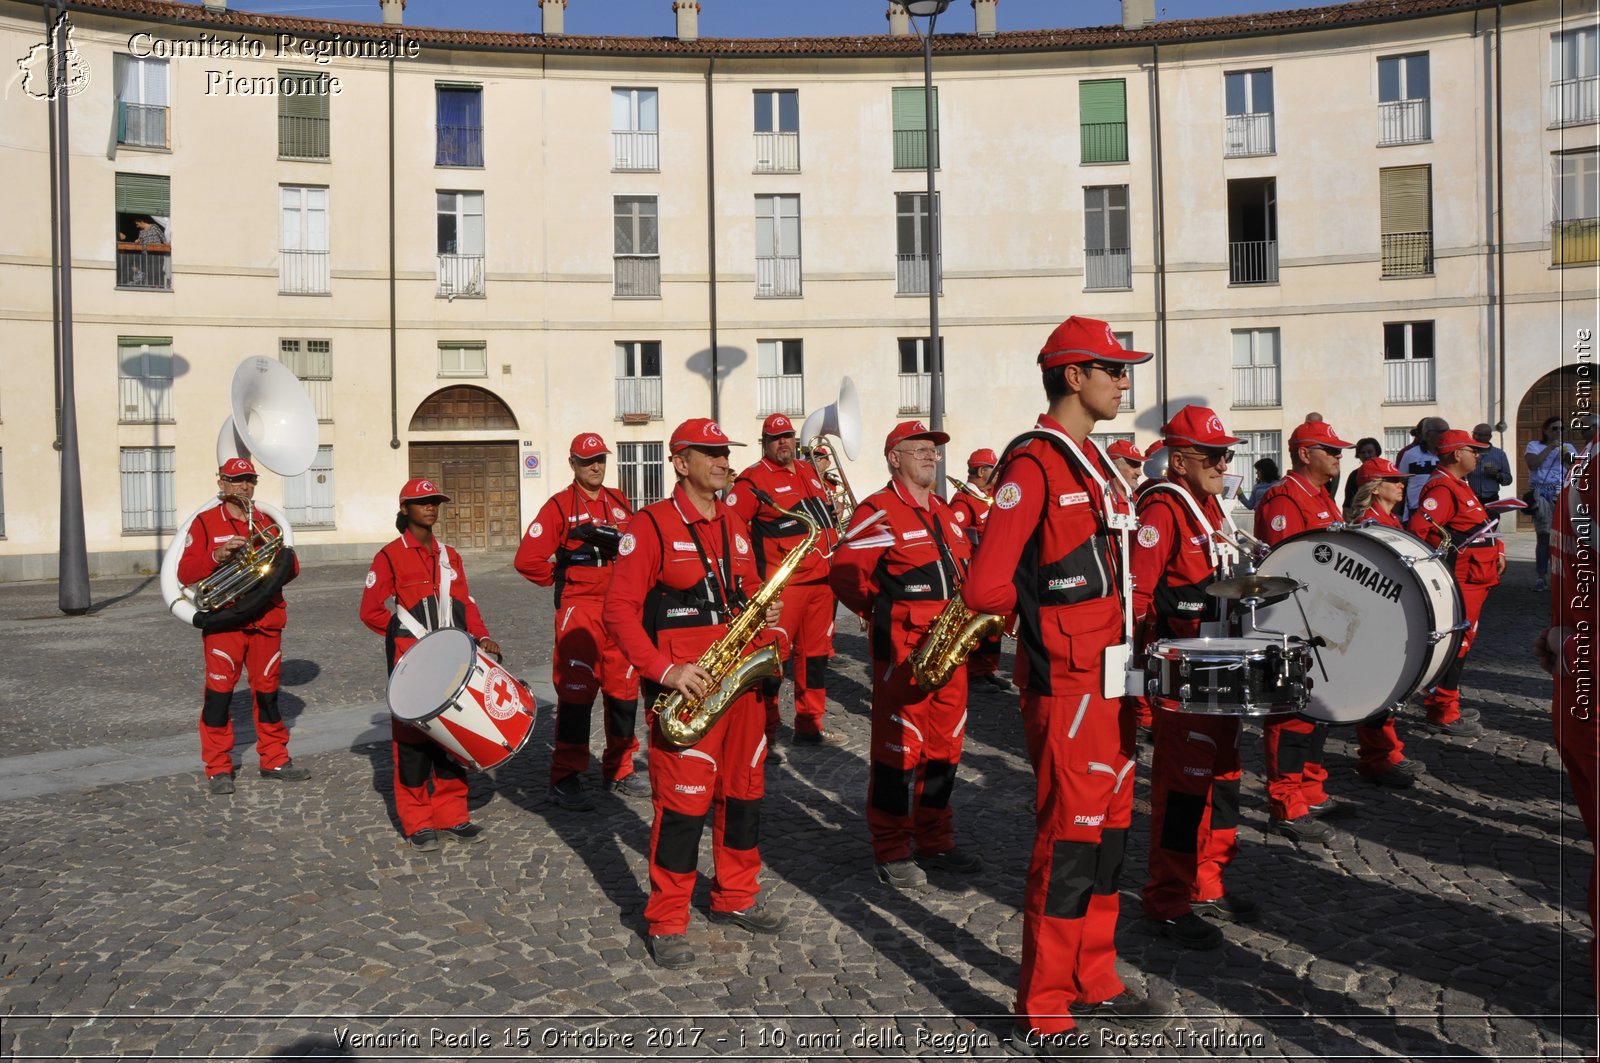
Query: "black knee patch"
722 797 761 851
1440 655 1467 690
870 761 915 818
556 701 594 745
253 690 281 725
918 760 957 811
395 741 433 789
1307 723 1328 763
202 689 233 729
654 807 707 875
1094 828 1126 896
603 696 638 738
759 676 783 698
433 747 467 781
1044 840 1098 919
1277 728 1312 775
1159 791 1205 854
803 655 829 690
1211 779 1241 832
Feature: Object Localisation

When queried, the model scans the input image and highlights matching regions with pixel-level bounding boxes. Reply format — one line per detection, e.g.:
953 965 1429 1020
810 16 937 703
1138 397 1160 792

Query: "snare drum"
387 628 535 771
1146 637 1311 716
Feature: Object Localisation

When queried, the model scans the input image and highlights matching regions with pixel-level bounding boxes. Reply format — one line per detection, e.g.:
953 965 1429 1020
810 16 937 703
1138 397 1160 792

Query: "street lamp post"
904 0 949 489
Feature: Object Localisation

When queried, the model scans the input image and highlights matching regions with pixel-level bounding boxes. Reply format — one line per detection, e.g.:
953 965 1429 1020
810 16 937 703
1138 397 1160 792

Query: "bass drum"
1251 524 1463 724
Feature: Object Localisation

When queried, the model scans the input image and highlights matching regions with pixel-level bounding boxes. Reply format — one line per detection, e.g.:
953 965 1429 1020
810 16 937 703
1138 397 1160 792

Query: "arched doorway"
1515 365 1586 527
408 386 519 550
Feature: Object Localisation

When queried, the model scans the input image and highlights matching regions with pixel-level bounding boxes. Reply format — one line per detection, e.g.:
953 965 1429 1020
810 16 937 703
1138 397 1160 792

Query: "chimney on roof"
379 0 403 25
540 0 565 35
674 1 700 41
1121 0 1154 30
202 0 226 11
972 0 996 38
887 3 910 36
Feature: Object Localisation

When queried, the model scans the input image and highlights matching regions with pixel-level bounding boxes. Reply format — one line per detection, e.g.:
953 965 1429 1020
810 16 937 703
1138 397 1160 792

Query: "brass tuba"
799 376 861 533
186 495 288 612
909 596 1007 691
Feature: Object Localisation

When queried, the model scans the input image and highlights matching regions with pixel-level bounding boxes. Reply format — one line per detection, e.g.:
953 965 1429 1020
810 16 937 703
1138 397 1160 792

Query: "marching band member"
963 317 1167 1049
949 448 1010 692
830 421 981 893
359 478 501 852
1408 430 1506 738
514 433 645 811
728 414 845 751
602 419 785 970
177 457 307 794
1107 439 1147 493
1132 406 1255 951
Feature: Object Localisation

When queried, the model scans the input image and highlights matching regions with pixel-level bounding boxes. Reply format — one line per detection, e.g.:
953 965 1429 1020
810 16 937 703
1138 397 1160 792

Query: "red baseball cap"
219 457 257 478
669 418 745 455
570 433 611 460
1289 421 1355 450
1106 439 1146 463
1038 316 1153 371
884 419 951 454
761 413 797 439
966 448 999 468
1161 404 1242 449
399 477 451 504
1355 457 1407 483
1437 429 1490 455
1146 439 1166 454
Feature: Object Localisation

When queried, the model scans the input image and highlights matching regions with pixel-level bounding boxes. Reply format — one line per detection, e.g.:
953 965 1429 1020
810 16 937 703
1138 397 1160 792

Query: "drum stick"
1289 591 1330 684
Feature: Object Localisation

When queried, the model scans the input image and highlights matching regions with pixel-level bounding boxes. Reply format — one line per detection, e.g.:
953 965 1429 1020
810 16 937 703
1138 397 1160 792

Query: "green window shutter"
1080 79 1128 163
278 70 329 119
892 86 939 169
1380 165 1431 234
278 70 330 158
114 172 170 216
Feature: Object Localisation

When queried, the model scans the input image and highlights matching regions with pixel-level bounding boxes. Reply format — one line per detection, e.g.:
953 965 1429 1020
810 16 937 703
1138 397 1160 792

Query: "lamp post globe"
905 0 950 15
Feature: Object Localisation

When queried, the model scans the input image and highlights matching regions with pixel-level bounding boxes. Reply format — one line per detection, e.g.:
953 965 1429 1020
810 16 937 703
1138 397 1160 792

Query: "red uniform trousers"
1263 715 1330 821
1556 675 1600 1013
199 625 289 776
550 597 642 786
761 579 835 741
1423 581 1491 725
387 633 470 837
968 632 1003 678
1143 711 1241 920
867 652 967 863
1354 711 1406 775
1016 688 1136 1035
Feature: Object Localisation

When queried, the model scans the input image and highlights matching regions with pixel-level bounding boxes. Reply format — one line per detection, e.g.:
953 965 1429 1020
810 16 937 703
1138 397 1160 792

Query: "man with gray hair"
1397 416 1449 517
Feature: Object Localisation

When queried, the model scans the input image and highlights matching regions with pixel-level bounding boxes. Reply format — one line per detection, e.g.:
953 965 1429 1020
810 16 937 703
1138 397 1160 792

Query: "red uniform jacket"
1253 472 1341 547
1407 470 1505 586
360 530 490 666
176 499 297 630
602 484 765 686
830 479 972 665
1362 506 1404 529
1551 445 1597 676
1131 481 1226 643
727 458 836 583
948 489 992 549
513 483 634 607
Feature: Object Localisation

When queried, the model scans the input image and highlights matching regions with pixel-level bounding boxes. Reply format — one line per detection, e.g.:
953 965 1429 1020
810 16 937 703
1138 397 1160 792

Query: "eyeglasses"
1177 448 1234 467
896 446 942 460
221 475 259 484
1312 446 1344 457
1080 362 1130 380
572 456 608 466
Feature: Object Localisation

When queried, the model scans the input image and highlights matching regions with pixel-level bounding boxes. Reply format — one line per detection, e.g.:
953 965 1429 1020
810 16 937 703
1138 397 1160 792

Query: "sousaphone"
799 376 861 532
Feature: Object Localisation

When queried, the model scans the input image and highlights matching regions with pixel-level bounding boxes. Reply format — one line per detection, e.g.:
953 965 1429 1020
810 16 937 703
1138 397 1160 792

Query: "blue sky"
226 0 1312 36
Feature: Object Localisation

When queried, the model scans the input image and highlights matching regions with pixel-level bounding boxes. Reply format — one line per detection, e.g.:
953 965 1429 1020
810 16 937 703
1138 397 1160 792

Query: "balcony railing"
279 249 330 294
1378 98 1430 145
758 375 805 417
756 255 801 297
278 114 329 159
1384 358 1436 404
1231 365 1281 409
615 376 663 421
754 131 800 173
1229 239 1279 285
437 253 485 297
1381 230 1434 276
436 124 484 167
1553 217 1600 265
118 102 168 148
118 377 174 423
893 129 939 170
613 130 659 171
1084 247 1131 290
614 255 660 298
896 253 940 295
898 373 931 415
1552 75 1600 127
1080 122 1128 164
116 246 171 290
1224 112 1274 157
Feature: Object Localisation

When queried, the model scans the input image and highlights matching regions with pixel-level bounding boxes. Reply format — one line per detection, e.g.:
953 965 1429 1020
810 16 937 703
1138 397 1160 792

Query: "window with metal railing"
1224 70 1274 157
1383 321 1436 404
755 195 801 297
438 191 485 297
117 337 174 423
1084 185 1131 290
757 339 804 416
283 445 335 528
280 339 333 422
115 172 171 291
1079 79 1127 164
895 192 941 295
1231 328 1281 409
1554 151 1600 266
436 85 484 166
754 89 799 173
1383 427 1412 459
113 54 168 148
616 341 663 422
892 86 939 170
897 337 943 416
612 87 659 171
1380 165 1433 277
1234 430 1283 494
120 446 176 533
1552 27 1600 127
1227 177 1278 285
277 70 330 159
280 185 329 294
617 441 665 507
614 196 660 298
1378 53 1431 145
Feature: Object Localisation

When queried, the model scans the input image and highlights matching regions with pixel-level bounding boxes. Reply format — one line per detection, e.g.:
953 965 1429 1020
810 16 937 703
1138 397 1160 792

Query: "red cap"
570 433 611 460
1437 429 1490 455
966 448 999 468
1146 439 1166 454
1161 404 1242 449
399 477 451 504
1289 421 1355 450
1106 439 1146 463
884 419 951 454
669 418 745 455
219 457 257 478
1037 316 1153 370
761 413 797 439
1355 457 1407 484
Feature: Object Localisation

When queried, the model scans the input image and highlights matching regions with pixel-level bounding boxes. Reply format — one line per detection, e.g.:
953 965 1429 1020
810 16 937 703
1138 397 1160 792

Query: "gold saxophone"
654 498 822 747
909 594 1006 691
189 495 287 611
946 475 992 504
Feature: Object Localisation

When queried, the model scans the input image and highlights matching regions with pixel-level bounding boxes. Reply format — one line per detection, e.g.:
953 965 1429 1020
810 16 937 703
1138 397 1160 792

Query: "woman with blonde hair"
1345 456 1408 527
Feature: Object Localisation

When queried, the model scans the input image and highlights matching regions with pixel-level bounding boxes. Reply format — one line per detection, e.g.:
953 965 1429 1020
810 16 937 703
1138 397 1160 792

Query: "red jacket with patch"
1130 481 1226 643
1253 472 1340 547
727 457 836 583
513 483 634 606
177 499 298 630
948 489 992 549
360 530 490 665
1407 470 1504 586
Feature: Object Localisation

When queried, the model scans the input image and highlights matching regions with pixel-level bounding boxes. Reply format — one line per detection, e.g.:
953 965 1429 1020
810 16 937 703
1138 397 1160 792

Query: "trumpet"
946 476 993 504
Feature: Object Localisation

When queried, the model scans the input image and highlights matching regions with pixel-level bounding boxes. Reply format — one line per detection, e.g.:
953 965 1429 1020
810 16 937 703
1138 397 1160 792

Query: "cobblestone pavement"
0 531 1593 1061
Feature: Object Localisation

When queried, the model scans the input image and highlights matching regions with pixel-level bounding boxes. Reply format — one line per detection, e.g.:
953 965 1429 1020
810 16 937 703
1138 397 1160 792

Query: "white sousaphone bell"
799 376 862 532
159 357 319 628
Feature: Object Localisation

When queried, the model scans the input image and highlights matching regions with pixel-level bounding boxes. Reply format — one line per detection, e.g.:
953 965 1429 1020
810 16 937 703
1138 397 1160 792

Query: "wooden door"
409 442 519 550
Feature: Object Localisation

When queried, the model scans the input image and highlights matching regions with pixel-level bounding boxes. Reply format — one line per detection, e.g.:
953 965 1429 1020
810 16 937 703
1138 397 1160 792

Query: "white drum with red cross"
387 628 536 771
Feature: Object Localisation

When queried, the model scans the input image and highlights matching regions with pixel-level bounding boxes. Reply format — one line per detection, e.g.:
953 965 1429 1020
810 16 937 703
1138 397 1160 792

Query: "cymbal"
1206 574 1300 602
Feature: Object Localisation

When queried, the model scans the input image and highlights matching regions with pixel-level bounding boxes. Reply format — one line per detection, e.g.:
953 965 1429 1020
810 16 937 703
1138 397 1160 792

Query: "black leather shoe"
441 821 485 844
792 729 847 747
607 773 651 799
1148 912 1222 950
1361 765 1416 789
875 858 930 892
914 847 984 875
1069 989 1169 1031
1306 796 1355 819
1393 757 1427 777
259 762 310 782
548 775 594 811
408 829 441 852
648 933 695 969
1190 895 1260 924
207 773 235 796
1427 717 1484 737
708 899 785 934
1272 815 1332 843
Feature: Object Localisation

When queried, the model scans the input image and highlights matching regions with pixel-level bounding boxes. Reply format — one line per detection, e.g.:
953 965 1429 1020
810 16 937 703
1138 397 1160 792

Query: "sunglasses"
1080 362 1130 380
221 475 259 484
1310 445 1344 457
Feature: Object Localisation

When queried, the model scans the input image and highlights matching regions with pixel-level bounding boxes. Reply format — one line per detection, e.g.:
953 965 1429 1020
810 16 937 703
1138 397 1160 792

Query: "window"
755 194 801 297
1383 322 1436 404
1227 178 1279 285
280 339 332 422
1224 70 1275 157
615 196 660 298
438 341 487 377
617 441 665 507
1553 26 1600 127
897 337 944 415
1112 332 1137 412
277 70 330 159
757 339 804 416
279 186 329 295
612 87 659 171
1554 150 1600 266
754 89 799 172
1234 430 1283 491
1079 79 1128 164
1380 165 1433 276
1383 426 1412 458
113 54 168 148
437 191 485 297
1378 53 1430 145
895 192 941 295
1089 432 1135 454
436 84 483 167
892 86 939 170
1231 328 1281 409
120 446 176 533
615 341 663 421
1084 186 1131 290
117 336 174 423
115 172 171 290
283 445 335 527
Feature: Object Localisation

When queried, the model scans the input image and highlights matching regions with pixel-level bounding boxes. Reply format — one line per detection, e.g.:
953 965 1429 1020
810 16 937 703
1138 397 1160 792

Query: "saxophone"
909 594 1006 691
654 498 822 747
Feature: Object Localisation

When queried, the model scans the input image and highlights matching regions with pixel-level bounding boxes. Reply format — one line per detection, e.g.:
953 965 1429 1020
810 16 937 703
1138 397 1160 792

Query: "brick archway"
408 386 520 550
